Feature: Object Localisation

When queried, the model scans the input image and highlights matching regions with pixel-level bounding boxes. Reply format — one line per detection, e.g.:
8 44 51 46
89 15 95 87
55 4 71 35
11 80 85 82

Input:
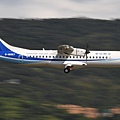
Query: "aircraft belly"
87 60 120 67
49 61 63 66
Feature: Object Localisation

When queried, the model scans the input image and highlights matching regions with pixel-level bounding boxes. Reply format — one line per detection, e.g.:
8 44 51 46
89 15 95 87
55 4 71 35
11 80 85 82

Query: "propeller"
85 43 90 63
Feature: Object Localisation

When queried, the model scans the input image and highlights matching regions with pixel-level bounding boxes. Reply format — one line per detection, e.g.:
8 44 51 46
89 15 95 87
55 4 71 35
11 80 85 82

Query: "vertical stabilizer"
0 38 11 51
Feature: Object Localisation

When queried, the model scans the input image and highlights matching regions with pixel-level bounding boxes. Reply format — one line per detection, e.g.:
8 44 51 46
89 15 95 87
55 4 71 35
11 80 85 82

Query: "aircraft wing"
58 45 86 56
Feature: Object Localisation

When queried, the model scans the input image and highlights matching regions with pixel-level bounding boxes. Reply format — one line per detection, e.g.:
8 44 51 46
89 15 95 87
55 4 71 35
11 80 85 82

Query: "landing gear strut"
64 66 73 73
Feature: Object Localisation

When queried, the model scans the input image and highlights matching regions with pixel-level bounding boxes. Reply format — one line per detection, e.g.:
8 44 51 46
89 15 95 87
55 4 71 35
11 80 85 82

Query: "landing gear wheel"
64 68 70 73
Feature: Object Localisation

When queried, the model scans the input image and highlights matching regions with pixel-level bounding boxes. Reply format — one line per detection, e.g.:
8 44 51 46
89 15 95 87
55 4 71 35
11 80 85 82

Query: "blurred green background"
0 18 120 120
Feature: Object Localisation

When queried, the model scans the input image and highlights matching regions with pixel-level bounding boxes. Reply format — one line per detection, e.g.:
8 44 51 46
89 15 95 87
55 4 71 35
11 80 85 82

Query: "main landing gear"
64 66 73 73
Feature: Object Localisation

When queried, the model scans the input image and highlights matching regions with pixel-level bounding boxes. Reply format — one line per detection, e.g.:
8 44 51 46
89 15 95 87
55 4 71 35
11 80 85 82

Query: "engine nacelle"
71 48 86 56
58 45 86 56
58 45 74 54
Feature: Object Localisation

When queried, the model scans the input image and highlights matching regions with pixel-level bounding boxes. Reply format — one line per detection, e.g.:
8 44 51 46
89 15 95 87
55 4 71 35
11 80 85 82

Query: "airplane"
0 38 120 73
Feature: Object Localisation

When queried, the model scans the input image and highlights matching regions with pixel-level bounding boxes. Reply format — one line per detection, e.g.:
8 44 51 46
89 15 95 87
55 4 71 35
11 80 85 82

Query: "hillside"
0 18 120 120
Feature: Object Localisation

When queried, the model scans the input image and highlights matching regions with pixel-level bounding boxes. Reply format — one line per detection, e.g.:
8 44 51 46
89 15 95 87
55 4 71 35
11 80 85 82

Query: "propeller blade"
85 43 90 63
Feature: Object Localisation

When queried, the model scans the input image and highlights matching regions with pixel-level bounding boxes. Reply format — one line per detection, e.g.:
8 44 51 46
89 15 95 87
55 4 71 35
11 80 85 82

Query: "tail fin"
0 38 11 51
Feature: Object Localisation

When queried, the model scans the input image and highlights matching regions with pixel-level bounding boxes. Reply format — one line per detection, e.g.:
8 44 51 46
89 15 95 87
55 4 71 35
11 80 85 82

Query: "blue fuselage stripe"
0 53 120 64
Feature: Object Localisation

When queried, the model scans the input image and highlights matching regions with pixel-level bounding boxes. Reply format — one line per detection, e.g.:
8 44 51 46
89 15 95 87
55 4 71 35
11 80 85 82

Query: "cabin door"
18 55 23 63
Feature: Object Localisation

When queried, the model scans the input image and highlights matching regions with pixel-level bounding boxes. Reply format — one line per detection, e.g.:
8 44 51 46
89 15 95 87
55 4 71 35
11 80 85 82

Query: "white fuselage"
0 38 120 73
23 50 120 68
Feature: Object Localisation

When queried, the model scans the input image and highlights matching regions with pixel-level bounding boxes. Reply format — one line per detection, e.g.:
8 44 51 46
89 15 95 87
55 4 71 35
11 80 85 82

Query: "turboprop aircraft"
0 38 120 73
